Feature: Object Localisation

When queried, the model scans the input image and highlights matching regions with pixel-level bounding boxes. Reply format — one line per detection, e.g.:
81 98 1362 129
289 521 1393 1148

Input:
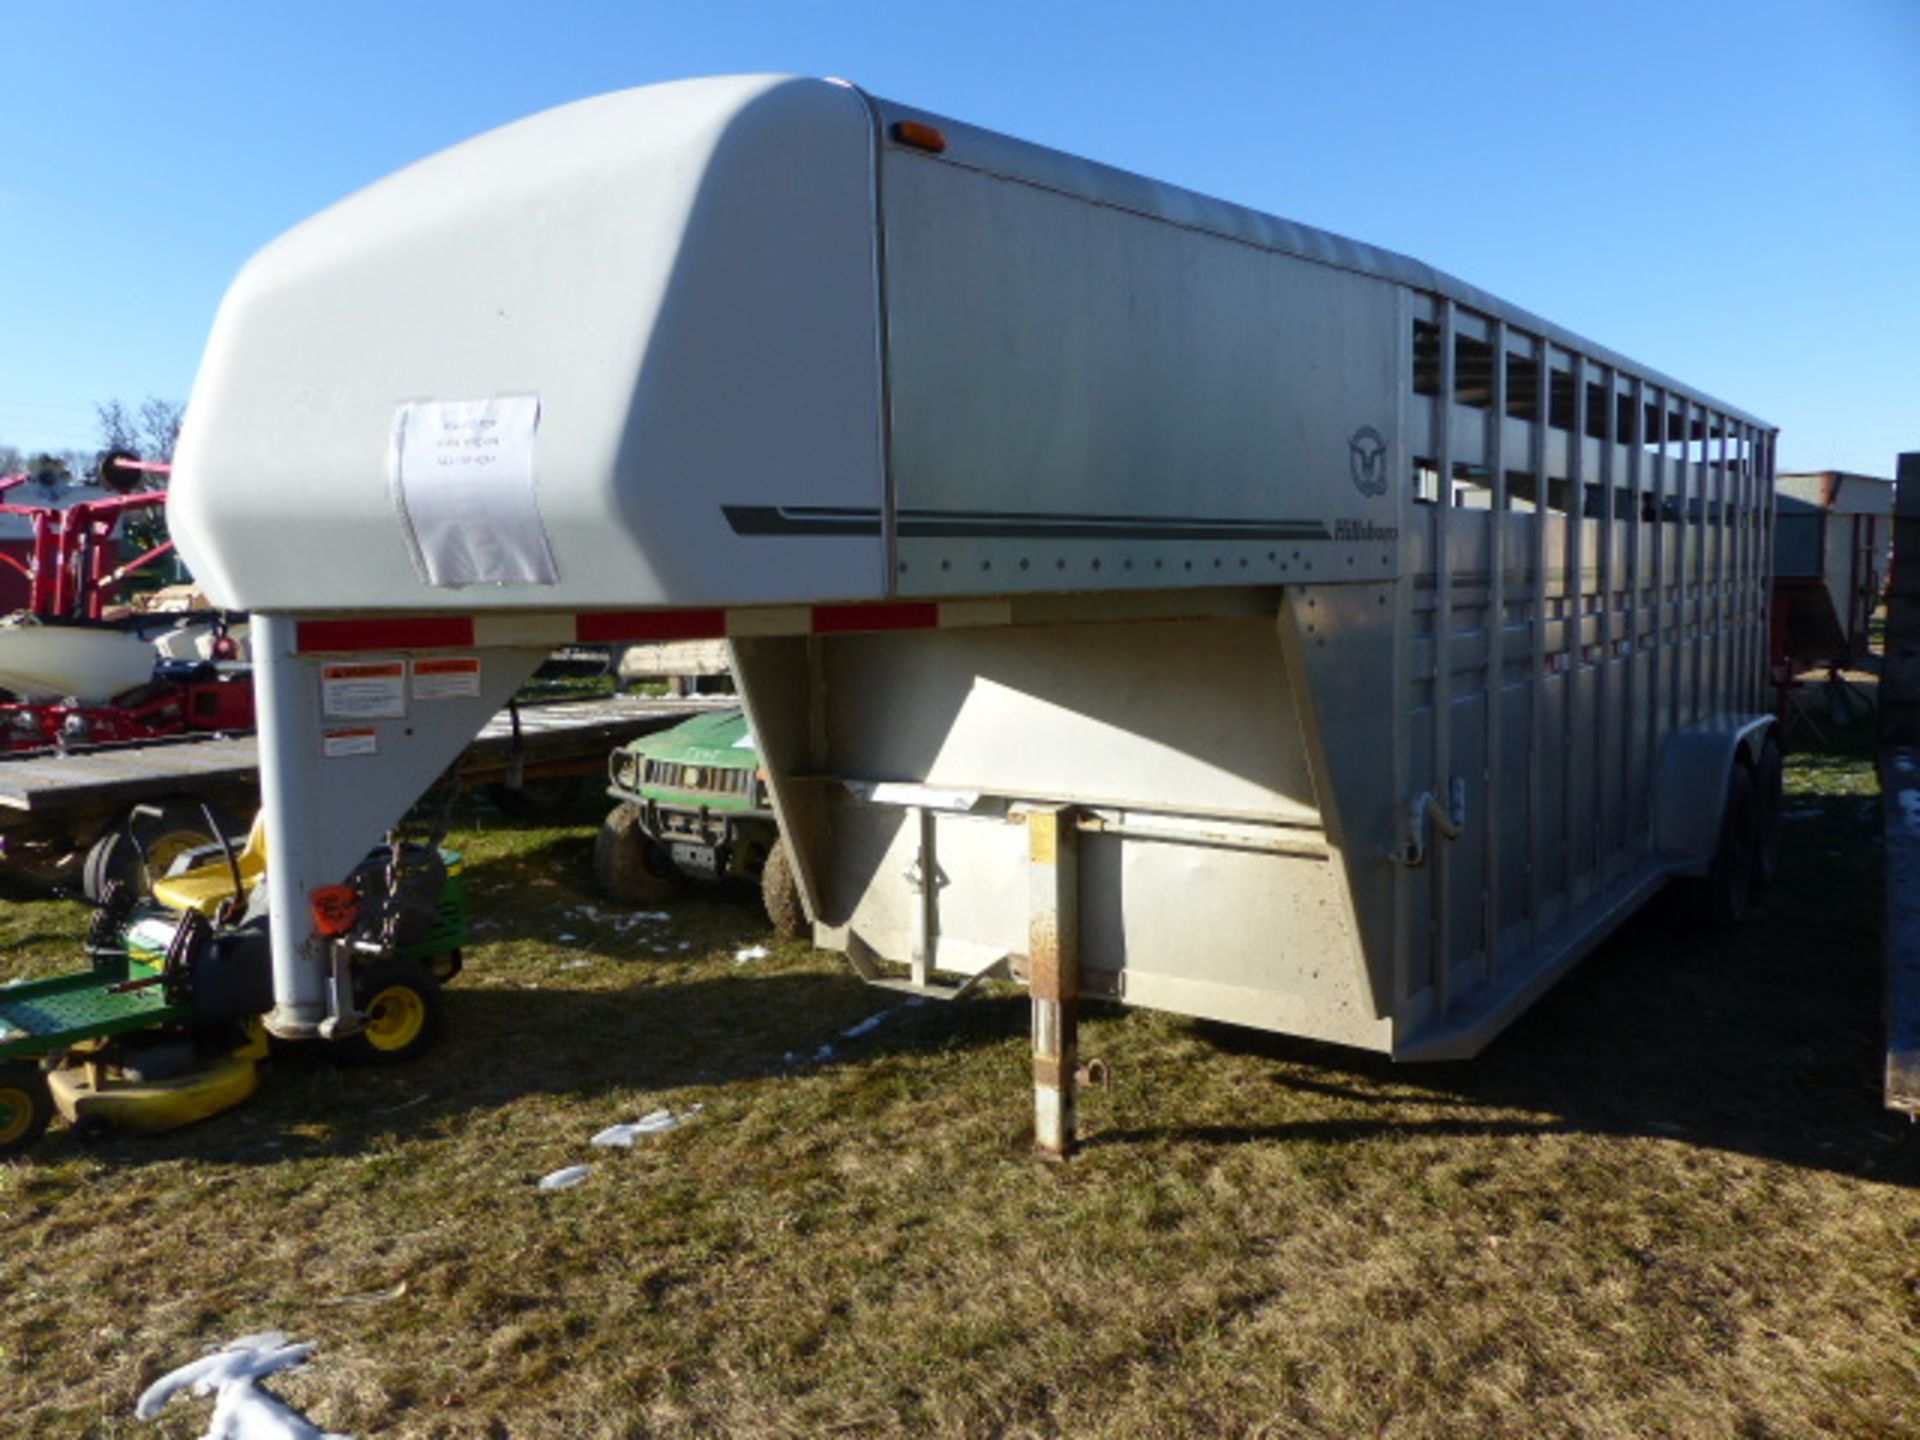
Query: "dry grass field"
3 726 1916 1438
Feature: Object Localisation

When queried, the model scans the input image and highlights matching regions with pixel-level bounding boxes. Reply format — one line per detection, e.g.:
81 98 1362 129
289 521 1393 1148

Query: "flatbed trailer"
167 76 1779 1156
0 695 722 893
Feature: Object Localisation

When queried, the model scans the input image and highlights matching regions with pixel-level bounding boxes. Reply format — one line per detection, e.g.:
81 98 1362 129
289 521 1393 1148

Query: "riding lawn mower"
0 807 467 1155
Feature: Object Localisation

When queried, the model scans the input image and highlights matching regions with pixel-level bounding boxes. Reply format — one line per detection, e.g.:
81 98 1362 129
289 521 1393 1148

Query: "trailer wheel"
761 837 806 941
83 799 238 903
1696 762 1756 930
594 803 683 905
1752 736 1784 893
488 778 581 820
0 1062 53 1156
340 958 446 1066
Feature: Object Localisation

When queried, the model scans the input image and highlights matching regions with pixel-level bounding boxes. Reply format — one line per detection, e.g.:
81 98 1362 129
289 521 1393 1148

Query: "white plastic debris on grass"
734 945 770 965
135 1331 351 1439
567 904 676 936
591 1104 703 1148
591 1108 676 1146
537 1164 594 1191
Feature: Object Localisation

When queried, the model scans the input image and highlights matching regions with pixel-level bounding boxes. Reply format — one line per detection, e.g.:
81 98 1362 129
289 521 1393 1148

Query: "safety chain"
374 755 465 953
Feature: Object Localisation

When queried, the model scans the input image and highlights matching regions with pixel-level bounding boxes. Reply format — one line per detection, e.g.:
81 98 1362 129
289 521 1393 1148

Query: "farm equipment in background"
596 707 804 938
0 456 255 754
0 804 467 1155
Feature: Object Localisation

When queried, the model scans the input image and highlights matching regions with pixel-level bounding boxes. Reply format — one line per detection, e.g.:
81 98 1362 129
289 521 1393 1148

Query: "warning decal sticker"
412 655 482 701
322 660 407 719
322 727 380 758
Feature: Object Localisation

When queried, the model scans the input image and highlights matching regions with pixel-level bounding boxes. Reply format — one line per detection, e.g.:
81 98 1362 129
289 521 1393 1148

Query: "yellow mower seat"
151 814 268 917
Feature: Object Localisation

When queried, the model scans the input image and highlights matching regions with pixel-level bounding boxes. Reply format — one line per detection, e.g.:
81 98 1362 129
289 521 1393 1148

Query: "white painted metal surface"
172 76 1777 1072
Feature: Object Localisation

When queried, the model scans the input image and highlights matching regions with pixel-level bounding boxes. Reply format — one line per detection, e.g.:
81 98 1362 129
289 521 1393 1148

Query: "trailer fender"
1652 716 1779 876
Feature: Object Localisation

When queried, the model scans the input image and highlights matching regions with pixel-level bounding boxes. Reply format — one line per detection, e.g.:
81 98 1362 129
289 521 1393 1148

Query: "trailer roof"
869 87 1773 433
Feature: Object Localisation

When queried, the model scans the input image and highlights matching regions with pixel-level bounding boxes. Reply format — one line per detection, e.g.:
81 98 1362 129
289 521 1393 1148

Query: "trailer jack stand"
314 938 365 1042
1026 806 1080 1161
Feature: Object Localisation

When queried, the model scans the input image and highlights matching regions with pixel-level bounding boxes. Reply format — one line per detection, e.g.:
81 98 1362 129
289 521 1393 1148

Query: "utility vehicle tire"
1752 735 1784 893
83 798 238 904
1696 762 1756 930
340 957 446 1066
488 778 582 820
594 803 684 906
0 1062 53 1156
760 837 806 941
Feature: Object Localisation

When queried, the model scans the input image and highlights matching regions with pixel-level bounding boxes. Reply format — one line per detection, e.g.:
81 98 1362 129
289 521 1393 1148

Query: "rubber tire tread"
1697 762 1757 930
0 1062 54 1156
1752 736 1785 893
760 837 806 941
593 803 684 906
338 957 446 1067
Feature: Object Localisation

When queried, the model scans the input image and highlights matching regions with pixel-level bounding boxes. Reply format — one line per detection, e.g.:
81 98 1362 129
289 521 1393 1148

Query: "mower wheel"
340 958 446 1066
594 803 684 905
0 1062 54 1156
761 837 807 941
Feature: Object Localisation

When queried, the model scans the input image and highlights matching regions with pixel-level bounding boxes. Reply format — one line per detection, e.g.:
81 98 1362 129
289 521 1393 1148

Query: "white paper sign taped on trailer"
392 395 557 586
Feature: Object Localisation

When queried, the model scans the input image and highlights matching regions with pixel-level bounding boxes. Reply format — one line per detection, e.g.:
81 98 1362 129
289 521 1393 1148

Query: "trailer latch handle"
1389 778 1467 868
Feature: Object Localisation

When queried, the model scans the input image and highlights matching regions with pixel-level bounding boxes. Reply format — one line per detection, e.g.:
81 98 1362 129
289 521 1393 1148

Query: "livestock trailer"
168 76 1778 1154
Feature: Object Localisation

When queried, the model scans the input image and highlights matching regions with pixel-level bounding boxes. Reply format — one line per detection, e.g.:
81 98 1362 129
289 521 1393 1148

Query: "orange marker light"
891 121 948 154
311 884 361 938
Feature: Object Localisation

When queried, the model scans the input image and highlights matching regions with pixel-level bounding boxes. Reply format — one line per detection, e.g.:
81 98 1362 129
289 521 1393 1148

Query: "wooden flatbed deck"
0 698 731 890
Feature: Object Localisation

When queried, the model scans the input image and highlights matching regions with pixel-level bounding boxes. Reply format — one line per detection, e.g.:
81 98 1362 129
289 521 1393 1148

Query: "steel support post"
252 613 331 1038
1027 805 1080 1160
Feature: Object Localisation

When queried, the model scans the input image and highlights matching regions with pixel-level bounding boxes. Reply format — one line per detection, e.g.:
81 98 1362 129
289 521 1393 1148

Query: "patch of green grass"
2 755 1916 1438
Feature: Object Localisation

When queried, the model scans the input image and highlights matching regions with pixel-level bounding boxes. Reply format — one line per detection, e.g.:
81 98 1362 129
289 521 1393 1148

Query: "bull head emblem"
1348 426 1388 498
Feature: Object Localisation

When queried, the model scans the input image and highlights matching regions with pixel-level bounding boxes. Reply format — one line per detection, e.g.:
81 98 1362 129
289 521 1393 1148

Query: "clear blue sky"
2 0 1914 475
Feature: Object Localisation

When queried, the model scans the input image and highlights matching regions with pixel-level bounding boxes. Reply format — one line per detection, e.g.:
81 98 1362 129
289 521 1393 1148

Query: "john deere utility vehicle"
596 708 804 938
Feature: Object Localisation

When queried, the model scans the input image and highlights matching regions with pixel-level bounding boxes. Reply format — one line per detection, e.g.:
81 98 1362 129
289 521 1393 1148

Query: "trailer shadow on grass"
1097 779 1917 1188
33 968 1034 1173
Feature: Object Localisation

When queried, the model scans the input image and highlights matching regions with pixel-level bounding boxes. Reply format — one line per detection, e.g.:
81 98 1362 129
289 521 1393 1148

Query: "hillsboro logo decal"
1348 426 1388 498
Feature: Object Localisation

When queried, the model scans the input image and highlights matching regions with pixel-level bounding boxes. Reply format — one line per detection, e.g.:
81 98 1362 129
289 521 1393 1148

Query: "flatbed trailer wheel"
761 837 806 940
0 1062 54 1156
339 958 446 1065
594 802 684 905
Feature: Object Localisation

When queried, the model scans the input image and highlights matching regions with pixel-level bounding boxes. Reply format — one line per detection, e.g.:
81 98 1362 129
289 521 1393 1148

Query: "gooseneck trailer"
169 76 1777 1154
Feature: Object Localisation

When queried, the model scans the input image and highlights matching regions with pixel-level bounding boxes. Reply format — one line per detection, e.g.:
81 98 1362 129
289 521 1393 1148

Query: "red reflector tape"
811 603 939 634
295 617 475 653
575 609 727 644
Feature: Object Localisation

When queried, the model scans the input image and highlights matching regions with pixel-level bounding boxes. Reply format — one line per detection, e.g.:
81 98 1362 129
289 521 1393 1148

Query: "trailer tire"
1696 762 1756 930
1752 736 1784 893
83 799 239 903
761 837 806 941
594 803 683 905
0 1062 53 1156
339 958 446 1066
488 778 581 820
